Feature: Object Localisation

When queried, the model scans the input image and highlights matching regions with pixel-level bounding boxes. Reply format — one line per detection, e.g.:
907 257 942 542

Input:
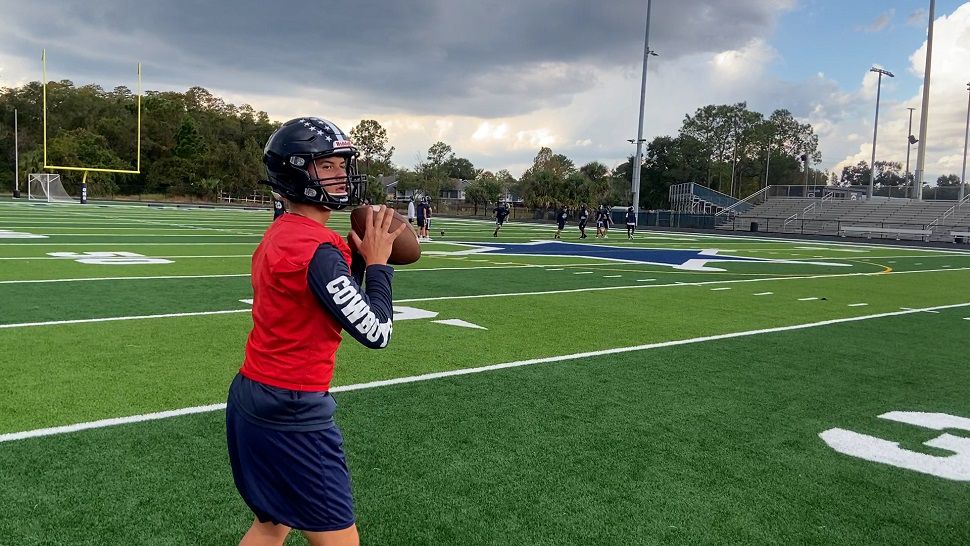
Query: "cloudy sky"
1 0 969 182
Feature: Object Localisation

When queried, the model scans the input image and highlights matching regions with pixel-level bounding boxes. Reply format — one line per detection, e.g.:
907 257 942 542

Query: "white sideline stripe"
3 301 968 444
395 266 970 303
0 309 251 329
0 263 598 285
0 273 252 285
0 254 254 261
3 265 969 328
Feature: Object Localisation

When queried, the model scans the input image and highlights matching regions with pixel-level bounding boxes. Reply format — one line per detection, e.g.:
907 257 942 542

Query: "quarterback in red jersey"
226 117 405 546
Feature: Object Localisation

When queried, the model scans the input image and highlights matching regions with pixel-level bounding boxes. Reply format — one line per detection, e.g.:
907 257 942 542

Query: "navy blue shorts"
226 402 355 531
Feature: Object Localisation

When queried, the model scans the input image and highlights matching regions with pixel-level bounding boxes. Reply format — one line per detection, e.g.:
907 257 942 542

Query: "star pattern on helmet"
325 136 333 142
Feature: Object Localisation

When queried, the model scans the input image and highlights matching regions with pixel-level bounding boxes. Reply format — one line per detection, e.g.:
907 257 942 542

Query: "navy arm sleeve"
307 243 395 349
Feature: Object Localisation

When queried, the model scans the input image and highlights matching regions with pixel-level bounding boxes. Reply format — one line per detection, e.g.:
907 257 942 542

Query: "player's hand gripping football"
349 205 408 266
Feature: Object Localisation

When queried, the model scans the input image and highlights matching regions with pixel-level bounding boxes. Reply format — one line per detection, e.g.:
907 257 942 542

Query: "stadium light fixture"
867 67 894 199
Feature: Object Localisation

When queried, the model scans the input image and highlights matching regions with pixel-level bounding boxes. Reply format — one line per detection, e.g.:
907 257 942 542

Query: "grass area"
1 201 969 545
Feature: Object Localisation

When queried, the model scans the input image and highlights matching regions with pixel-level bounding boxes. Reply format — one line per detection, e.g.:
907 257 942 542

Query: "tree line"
2 81 835 209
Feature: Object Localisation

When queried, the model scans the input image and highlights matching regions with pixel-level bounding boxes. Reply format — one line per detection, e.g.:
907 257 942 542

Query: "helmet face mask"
262 117 366 210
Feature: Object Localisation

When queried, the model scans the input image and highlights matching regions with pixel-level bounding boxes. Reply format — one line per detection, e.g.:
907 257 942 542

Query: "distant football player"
577 203 589 239
493 201 510 237
625 206 637 240
595 205 608 239
554 204 568 239
601 205 612 238
406 196 417 235
227 117 406 546
419 196 433 241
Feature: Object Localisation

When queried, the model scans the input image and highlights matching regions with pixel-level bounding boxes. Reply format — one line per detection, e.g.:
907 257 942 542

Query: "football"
349 205 421 265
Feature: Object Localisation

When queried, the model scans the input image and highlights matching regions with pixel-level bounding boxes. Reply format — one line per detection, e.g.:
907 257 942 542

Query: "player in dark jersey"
595 205 608 239
625 206 637 239
493 201 510 237
554 205 568 239
271 191 286 220
227 117 406 546
577 204 589 239
419 196 433 241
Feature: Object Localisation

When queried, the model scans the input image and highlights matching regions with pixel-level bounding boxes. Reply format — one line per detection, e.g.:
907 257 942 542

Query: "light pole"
627 138 646 206
914 0 936 201
905 107 917 197
12 109 19 198
631 0 657 215
960 82 970 202
763 132 773 189
868 67 894 199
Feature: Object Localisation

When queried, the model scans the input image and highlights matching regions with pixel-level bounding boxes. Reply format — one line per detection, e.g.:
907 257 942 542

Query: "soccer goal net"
28 173 76 202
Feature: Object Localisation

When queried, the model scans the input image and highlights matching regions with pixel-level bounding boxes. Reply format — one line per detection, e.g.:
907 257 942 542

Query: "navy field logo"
424 241 848 272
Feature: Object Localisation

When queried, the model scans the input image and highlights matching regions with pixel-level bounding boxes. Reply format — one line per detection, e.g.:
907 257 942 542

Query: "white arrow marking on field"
432 319 487 330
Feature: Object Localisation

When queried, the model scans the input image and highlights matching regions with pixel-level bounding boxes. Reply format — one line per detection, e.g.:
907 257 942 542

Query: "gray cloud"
0 0 792 117
860 9 894 33
906 8 928 27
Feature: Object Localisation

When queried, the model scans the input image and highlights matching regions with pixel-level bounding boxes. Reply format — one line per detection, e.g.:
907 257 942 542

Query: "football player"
226 117 406 546
577 203 589 239
420 196 433 241
554 204 568 239
625 206 637 239
493 201 510 237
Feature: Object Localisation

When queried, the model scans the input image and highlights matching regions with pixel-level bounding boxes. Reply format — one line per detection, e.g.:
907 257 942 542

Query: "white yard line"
798 297 820 301
0 309 251 329
754 292 774 296
0 263 600 285
848 303 869 307
396 266 970 303
2 301 968 444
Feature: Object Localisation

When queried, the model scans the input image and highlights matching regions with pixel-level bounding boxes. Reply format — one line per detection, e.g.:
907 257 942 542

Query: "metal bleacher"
713 186 970 242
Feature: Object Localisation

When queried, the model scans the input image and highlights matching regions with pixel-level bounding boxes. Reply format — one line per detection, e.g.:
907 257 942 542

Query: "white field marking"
754 292 774 296
964 317 970 321
0 263 598 285
573 271 594 275
0 309 251 329
643 228 970 254
394 266 970 304
239 299 253 305
0 273 253 285
888 261 896 263
710 287 732 291
3 301 969 444
848 303 869 307
603 275 623 278
636 279 656 282
898 307 938 313
795 247 869 253
23 233 263 237
0 254 253 261
798 297 820 301
915 263 923 265
431 319 487 330
546 268 564 271
0 242 261 246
